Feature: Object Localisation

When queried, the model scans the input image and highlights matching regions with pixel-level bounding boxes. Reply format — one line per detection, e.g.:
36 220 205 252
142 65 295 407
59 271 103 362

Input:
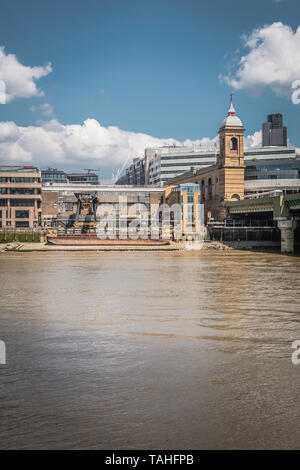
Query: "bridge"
225 193 300 253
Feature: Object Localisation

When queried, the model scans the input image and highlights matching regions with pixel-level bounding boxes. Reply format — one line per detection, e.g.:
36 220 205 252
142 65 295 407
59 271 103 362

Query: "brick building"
0 166 42 228
166 97 245 222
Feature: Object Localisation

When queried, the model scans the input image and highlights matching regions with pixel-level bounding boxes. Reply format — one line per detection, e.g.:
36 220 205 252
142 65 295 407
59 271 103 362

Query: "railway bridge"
225 193 300 254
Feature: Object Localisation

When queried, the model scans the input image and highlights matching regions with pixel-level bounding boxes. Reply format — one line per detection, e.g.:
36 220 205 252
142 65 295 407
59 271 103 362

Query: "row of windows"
244 150 295 156
15 221 29 227
0 177 40 183
160 154 216 161
160 162 211 168
0 221 30 227
158 150 295 163
160 170 193 175
68 176 98 182
42 173 66 179
245 174 299 180
42 174 98 182
246 163 300 171
0 199 40 207
0 188 41 194
0 210 29 219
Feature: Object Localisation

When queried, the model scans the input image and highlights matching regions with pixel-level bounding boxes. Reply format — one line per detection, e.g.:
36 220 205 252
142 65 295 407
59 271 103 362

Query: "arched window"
231 194 240 201
208 178 213 199
230 137 238 151
201 180 205 200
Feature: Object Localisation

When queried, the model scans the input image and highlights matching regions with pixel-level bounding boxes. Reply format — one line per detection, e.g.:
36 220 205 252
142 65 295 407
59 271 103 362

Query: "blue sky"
0 0 300 179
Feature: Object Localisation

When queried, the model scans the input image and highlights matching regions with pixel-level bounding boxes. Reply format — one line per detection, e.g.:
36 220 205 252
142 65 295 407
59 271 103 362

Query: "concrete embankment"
0 240 281 252
0 242 24 252
1 242 181 252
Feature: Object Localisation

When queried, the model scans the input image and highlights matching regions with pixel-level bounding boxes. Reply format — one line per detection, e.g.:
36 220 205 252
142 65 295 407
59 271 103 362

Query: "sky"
0 0 300 181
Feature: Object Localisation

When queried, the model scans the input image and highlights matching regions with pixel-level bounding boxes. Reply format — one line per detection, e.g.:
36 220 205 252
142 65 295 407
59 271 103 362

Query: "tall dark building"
262 113 287 147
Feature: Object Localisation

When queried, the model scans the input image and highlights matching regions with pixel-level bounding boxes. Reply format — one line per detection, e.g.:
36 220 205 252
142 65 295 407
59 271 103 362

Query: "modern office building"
262 113 287 147
148 146 217 186
164 183 202 239
42 169 99 186
244 151 300 194
0 166 42 228
41 168 68 184
116 113 296 187
116 146 218 186
123 158 145 186
67 172 99 185
118 145 298 188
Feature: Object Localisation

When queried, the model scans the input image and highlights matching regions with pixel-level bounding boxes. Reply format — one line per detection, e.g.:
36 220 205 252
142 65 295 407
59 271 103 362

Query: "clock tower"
218 95 245 202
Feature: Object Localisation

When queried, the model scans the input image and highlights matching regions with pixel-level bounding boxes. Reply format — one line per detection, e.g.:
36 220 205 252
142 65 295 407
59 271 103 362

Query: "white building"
147 144 297 187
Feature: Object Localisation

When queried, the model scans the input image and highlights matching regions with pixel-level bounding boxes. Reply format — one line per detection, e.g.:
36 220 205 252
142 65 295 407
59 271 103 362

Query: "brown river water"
0 250 300 449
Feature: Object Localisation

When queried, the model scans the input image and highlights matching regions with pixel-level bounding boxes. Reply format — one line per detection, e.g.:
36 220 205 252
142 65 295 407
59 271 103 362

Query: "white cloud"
244 130 262 148
0 46 52 102
220 22 300 96
0 118 262 180
30 102 55 117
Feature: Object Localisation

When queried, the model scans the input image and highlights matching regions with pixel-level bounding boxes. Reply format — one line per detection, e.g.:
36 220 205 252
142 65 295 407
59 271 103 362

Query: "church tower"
218 94 245 202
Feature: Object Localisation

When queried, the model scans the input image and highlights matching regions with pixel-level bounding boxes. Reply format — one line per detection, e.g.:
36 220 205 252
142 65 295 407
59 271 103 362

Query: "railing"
225 219 276 228
0 228 45 243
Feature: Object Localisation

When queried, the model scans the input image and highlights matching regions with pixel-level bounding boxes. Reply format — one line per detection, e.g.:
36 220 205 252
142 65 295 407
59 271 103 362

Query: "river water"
0 250 300 449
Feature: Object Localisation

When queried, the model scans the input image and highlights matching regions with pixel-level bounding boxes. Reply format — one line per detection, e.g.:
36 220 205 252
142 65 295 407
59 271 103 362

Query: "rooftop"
0 165 39 173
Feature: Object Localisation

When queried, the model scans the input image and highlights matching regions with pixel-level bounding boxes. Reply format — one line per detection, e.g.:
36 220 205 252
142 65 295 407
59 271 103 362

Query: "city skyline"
0 0 300 181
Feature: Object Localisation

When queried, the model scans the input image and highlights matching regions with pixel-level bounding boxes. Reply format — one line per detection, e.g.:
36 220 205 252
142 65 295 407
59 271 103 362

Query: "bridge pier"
278 219 297 254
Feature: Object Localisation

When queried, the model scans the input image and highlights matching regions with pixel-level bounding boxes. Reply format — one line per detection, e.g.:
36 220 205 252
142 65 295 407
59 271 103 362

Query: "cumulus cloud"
244 130 262 148
220 22 300 96
0 46 52 102
30 102 55 117
0 118 262 181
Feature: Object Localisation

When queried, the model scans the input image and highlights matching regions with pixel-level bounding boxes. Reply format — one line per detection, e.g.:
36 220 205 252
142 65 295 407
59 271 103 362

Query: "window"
201 180 205 200
0 177 7 182
15 221 29 227
230 137 238 153
187 203 194 222
10 199 35 206
10 188 35 195
230 137 238 151
0 199 7 206
0 188 7 194
208 178 212 199
15 210 29 218
11 177 35 183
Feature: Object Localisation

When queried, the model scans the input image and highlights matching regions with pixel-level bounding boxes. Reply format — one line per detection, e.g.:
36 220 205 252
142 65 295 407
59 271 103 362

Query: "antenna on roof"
83 168 100 174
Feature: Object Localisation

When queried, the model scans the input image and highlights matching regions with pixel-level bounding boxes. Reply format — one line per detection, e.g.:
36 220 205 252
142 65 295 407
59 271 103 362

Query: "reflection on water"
0 251 300 449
